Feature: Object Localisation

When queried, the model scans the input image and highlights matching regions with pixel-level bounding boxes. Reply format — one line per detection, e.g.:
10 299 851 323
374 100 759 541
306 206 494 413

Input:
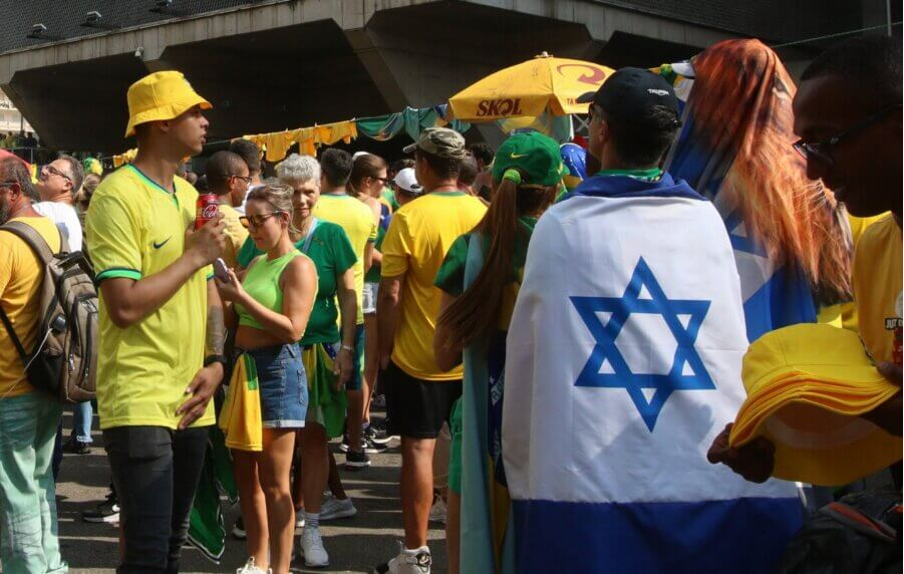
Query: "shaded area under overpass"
1 0 727 152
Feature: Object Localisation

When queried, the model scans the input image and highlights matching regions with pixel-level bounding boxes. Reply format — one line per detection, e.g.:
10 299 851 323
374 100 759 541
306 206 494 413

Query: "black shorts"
383 360 462 439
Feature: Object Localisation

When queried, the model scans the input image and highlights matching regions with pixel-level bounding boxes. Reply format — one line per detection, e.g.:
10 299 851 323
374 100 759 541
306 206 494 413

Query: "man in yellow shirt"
205 150 250 268
376 128 486 573
85 71 227 571
314 148 376 470
0 157 67 573
709 36 902 484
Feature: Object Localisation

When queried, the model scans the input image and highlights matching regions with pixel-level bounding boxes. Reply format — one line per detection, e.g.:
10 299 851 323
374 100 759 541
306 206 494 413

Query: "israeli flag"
503 174 803 573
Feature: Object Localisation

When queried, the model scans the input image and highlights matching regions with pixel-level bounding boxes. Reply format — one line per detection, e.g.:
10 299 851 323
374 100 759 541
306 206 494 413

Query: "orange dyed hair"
687 39 851 301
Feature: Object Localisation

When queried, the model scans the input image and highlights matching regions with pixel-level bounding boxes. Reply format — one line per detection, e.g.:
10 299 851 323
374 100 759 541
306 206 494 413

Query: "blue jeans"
0 392 67 573
71 401 93 444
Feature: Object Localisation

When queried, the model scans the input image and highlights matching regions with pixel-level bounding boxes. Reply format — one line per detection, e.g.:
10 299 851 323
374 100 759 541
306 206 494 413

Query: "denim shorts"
244 344 308 429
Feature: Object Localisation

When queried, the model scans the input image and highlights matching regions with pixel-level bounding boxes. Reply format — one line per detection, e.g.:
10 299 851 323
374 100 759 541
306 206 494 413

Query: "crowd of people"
0 33 900 574
0 130 39 151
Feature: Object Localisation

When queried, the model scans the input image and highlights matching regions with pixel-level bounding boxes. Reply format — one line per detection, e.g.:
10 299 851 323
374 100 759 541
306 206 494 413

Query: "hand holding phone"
214 258 230 282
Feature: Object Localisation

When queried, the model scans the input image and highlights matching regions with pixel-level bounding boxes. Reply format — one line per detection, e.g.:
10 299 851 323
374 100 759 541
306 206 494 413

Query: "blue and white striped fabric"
502 174 803 573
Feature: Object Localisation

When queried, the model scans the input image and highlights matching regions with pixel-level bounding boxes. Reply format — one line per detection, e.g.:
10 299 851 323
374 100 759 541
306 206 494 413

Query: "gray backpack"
0 221 98 403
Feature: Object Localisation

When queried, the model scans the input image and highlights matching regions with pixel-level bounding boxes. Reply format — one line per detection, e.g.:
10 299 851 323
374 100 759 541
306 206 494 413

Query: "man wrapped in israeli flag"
502 68 803 573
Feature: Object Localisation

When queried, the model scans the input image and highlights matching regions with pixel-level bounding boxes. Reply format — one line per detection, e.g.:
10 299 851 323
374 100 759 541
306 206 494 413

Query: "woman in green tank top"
216 183 317 574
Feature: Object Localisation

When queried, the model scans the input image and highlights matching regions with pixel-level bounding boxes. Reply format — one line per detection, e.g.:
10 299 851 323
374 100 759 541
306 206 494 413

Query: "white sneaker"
428 496 446 524
299 526 330 568
320 495 358 521
295 511 305 529
236 557 270 574
373 543 432 574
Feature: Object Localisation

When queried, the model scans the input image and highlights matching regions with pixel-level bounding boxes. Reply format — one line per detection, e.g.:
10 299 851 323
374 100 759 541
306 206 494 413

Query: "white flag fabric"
502 173 802 573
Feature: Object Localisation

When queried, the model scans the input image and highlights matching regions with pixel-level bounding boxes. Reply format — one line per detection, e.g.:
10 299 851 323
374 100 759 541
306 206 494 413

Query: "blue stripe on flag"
512 497 803 574
743 265 817 343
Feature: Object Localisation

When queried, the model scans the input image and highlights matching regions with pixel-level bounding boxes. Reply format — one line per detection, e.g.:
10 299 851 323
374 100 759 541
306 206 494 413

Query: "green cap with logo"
403 127 468 159
492 131 566 188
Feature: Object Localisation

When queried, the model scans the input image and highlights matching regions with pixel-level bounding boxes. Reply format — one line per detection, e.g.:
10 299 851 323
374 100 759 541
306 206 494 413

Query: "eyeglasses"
231 175 253 185
0 180 19 191
793 104 902 166
42 164 72 183
370 176 389 185
239 212 284 229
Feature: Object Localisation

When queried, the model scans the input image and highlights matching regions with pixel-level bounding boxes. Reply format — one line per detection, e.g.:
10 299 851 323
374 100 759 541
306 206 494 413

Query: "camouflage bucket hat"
403 127 467 159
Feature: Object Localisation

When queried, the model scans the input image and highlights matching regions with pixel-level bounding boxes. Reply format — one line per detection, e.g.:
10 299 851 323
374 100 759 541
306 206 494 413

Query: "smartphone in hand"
214 258 230 282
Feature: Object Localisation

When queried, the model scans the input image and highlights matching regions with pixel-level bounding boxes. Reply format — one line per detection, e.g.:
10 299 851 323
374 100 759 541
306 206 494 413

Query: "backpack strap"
0 220 65 368
0 305 29 365
0 220 65 264
821 501 898 542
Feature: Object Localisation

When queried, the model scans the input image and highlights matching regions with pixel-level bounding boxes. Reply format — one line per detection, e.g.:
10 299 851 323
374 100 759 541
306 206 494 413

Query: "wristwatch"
340 344 355 353
204 354 227 368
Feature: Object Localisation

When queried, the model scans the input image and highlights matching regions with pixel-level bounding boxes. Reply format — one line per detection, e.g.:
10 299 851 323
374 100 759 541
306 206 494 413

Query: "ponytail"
439 172 556 347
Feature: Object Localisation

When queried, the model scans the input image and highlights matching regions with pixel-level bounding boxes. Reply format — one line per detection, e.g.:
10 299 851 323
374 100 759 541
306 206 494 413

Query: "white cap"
352 151 372 160
393 168 423 195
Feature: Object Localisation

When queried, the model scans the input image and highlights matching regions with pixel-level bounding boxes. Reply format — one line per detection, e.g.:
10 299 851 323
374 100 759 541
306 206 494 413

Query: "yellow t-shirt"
381 191 487 381
852 214 902 364
818 212 890 331
0 216 62 398
220 204 249 269
86 165 214 430
314 193 377 325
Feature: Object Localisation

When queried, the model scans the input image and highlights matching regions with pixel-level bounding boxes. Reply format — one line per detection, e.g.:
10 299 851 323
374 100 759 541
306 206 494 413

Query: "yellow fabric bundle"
218 353 263 452
730 323 902 486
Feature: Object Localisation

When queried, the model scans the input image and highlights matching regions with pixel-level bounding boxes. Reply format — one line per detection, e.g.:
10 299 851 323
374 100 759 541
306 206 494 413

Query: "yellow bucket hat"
124 71 212 138
730 323 902 486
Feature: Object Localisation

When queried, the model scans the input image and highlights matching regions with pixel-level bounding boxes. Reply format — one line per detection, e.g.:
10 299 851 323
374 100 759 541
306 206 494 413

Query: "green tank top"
236 250 303 331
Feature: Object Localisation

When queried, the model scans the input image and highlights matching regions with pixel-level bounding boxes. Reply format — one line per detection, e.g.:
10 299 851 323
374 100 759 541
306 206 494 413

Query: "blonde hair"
247 182 298 234
76 173 101 212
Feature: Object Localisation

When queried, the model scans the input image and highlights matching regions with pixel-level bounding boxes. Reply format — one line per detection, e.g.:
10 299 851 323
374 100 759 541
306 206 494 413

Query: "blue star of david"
724 210 767 257
570 257 715 431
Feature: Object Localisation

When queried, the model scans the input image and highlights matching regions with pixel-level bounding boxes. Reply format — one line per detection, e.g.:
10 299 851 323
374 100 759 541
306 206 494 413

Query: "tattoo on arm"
206 305 226 357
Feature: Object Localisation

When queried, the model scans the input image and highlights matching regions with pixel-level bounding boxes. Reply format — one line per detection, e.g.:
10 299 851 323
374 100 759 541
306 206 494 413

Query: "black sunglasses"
793 104 902 166
239 211 284 229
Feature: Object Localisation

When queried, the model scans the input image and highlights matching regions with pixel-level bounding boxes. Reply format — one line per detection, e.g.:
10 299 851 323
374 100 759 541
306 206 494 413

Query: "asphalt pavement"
51 411 448 574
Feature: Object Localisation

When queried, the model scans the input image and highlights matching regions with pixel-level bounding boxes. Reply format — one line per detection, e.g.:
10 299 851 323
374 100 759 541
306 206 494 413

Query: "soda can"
195 193 219 229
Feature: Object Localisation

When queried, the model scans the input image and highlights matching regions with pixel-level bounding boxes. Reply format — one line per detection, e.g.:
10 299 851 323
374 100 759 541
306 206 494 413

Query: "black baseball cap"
577 67 681 125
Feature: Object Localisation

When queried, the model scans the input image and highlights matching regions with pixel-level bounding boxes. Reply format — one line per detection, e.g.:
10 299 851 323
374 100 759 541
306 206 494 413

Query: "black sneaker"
345 449 371 470
339 434 351 453
63 438 92 455
367 420 393 445
363 436 388 454
82 495 119 524
232 517 247 540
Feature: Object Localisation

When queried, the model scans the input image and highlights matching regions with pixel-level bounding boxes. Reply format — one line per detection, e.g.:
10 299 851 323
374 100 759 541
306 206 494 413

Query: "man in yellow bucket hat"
85 70 227 571
708 36 902 485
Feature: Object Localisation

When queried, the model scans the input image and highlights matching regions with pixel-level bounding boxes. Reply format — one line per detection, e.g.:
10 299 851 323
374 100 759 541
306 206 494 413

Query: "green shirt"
382 187 400 212
434 216 537 297
364 224 386 284
237 221 356 345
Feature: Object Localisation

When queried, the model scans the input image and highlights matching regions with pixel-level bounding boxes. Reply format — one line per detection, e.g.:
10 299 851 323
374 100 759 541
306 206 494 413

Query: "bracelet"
204 354 227 368
340 344 355 353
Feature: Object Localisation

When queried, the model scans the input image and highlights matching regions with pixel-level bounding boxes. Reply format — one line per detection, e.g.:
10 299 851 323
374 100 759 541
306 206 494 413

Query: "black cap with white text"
577 67 681 126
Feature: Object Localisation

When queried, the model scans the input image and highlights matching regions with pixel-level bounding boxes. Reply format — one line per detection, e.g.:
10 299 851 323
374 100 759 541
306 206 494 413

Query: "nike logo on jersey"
153 237 172 249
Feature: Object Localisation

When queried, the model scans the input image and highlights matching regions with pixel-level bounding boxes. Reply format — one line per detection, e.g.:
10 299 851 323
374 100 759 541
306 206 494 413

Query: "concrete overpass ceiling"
7 53 146 151
362 0 599 108
6 17 396 152
594 31 700 69
157 19 391 143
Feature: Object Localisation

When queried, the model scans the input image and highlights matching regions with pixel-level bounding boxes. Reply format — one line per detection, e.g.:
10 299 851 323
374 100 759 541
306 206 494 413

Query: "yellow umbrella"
449 53 614 121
